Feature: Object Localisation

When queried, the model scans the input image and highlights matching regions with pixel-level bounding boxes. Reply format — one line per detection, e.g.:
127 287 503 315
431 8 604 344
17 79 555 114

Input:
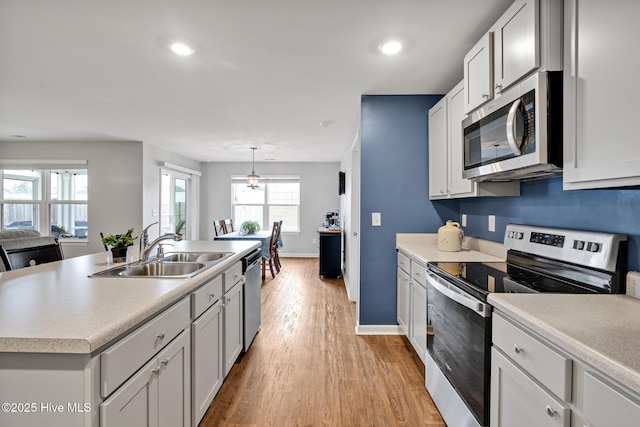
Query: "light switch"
152 209 159 217
372 212 381 227
461 214 467 227
488 215 496 232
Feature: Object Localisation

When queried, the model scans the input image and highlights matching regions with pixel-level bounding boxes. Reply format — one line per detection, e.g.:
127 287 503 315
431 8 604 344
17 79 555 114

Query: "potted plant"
239 220 260 235
101 228 138 262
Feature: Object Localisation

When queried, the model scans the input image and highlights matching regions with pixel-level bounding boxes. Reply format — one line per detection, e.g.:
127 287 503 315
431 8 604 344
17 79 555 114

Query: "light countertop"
0 240 260 354
396 233 507 264
489 291 640 396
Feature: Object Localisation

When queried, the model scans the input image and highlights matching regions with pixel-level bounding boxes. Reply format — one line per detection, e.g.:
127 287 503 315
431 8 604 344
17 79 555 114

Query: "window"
1 164 88 240
160 170 189 237
231 176 300 233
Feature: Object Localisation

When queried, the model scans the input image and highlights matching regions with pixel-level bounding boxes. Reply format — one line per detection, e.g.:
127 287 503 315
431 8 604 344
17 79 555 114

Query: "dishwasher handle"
427 273 491 318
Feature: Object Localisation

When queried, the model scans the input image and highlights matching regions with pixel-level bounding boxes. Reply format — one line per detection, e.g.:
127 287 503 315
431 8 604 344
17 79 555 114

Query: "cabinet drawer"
222 262 243 292
493 313 572 401
192 275 223 319
410 259 427 287
101 297 190 398
397 251 410 274
584 371 640 427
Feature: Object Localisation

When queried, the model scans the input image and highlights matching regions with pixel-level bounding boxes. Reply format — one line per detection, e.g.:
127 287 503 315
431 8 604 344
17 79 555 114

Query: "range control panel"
504 224 627 272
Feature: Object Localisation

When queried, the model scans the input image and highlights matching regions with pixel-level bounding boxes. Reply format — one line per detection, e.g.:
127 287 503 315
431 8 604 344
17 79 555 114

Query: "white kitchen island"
0 239 259 427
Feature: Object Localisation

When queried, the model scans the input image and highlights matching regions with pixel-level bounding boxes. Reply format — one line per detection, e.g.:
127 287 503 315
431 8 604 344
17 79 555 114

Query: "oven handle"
427 273 491 318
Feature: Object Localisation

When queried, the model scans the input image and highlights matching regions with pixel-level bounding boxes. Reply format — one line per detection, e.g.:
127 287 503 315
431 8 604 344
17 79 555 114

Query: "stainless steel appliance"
242 248 262 351
462 71 562 181
425 224 627 427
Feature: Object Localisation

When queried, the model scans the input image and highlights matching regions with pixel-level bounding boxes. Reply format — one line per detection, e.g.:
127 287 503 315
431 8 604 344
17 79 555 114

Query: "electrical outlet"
488 215 496 232
152 209 159 217
461 214 467 227
312 238 317 244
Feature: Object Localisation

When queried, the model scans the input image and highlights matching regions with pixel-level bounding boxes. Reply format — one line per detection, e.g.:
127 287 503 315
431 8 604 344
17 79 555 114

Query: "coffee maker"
323 212 339 228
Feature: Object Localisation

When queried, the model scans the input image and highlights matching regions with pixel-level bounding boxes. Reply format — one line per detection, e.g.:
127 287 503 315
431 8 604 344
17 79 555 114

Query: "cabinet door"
464 32 493 113
157 329 190 427
409 281 427 364
564 0 640 189
583 371 640 427
101 357 158 427
223 282 244 377
493 0 539 92
428 96 448 199
396 267 410 335
491 348 569 427
447 81 475 197
192 301 224 426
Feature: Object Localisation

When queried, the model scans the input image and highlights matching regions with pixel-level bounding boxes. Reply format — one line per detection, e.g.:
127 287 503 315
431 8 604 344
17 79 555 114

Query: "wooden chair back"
214 220 225 237
222 218 234 233
0 242 64 271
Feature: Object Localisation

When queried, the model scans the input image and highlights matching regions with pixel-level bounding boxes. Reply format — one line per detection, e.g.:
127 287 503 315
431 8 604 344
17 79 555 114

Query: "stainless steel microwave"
462 71 563 181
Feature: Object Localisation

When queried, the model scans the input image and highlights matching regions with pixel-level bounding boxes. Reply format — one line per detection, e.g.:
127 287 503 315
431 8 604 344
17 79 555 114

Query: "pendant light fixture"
247 147 260 189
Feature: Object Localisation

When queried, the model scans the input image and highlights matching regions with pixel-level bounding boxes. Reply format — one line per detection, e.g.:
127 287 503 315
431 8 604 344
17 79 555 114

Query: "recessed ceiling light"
170 42 195 56
11 134 27 138
378 40 403 55
320 120 334 128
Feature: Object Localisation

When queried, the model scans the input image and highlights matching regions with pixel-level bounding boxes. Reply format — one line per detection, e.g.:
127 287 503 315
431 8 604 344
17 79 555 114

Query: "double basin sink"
92 251 234 279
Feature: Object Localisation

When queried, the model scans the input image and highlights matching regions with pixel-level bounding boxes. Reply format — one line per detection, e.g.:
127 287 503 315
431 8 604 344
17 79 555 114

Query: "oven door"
426 272 491 426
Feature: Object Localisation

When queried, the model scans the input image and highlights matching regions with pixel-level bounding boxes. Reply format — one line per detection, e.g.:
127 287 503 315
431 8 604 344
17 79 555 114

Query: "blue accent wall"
360 95 459 326
460 177 640 271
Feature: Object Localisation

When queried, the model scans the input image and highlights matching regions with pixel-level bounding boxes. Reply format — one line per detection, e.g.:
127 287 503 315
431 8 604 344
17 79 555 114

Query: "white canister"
437 220 464 252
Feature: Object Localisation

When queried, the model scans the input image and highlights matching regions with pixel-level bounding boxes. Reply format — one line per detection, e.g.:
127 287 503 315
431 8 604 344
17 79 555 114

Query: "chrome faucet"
139 222 183 262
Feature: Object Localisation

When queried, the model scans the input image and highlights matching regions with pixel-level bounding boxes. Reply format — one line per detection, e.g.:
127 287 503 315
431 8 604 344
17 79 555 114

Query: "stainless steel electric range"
425 224 628 427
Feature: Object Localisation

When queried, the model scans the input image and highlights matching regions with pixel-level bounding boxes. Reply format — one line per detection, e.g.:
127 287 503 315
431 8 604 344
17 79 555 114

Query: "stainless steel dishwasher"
242 248 262 351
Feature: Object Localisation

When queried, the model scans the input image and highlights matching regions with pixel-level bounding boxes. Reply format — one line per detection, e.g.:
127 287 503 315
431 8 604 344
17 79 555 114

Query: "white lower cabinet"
191 300 223 426
396 250 427 363
223 280 244 377
101 328 191 427
491 348 569 427
492 311 640 427
408 279 426 363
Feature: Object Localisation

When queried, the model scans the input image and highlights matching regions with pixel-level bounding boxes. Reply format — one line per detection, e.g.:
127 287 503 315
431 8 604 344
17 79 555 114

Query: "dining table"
214 230 283 279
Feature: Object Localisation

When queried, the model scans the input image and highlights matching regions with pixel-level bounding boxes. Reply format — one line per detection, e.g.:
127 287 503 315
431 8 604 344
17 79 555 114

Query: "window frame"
231 175 301 233
0 160 89 242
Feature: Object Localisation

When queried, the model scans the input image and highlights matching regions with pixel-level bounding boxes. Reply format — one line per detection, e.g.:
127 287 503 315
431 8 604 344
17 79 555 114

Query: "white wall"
1 140 144 258
200 162 340 256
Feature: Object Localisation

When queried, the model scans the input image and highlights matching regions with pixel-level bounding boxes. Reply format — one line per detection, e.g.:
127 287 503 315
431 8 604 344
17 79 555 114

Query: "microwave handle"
506 98 525 155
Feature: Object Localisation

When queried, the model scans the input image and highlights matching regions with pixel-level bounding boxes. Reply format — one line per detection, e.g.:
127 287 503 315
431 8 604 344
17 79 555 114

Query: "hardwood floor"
199 257 446 427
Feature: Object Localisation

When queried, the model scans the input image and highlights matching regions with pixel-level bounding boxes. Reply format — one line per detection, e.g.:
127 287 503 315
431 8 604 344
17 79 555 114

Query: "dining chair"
262 221 282 279
0 241 64 271
223 218 234 233
274 220 283 271
213 220 225 237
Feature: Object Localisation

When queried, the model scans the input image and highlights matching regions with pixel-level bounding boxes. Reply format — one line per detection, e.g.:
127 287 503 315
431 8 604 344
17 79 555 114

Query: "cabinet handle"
156 331 165 339
545 405 557 417
514 344 523 354
161 358 170 367
152 367 161 376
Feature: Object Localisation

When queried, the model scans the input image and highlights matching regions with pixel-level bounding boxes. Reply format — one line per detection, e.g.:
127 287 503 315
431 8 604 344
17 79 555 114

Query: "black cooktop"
428 255 615 302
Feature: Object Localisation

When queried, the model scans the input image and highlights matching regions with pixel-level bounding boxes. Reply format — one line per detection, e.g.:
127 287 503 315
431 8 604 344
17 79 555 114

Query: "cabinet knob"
495 83 502 92
514 344 523 354
156 331 166 339
152 367 161 376
161 358 170 367
209 292 216 300
545 405 557 417
481 93 489 99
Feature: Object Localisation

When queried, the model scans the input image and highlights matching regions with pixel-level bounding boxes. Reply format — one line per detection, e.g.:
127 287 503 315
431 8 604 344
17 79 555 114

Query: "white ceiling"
0 0 513 163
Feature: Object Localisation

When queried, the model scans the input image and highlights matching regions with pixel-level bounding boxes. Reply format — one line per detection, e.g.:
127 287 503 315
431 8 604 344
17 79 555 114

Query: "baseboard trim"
355 324 403 335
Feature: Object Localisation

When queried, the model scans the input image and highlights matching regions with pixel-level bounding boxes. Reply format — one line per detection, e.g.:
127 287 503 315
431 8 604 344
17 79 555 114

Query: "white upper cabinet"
493 0 539 93
464 0 562 114
464 33 494 113
563 0 640 189
429 81 519 200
